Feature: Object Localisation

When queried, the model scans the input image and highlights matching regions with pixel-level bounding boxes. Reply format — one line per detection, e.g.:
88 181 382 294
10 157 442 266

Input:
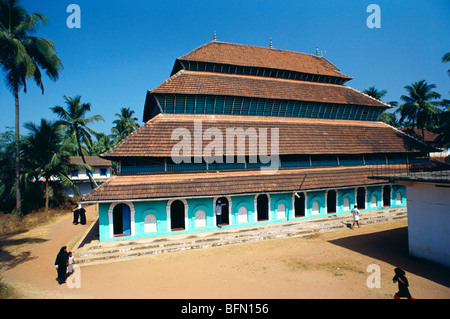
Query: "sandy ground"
1 205 449 300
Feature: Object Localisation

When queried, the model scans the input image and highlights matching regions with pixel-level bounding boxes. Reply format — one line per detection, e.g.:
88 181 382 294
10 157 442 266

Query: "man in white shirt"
351 205 360 229
215 200 224 228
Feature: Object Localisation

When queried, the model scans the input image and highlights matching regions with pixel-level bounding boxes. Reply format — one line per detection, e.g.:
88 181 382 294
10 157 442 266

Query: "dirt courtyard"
1 205 449 299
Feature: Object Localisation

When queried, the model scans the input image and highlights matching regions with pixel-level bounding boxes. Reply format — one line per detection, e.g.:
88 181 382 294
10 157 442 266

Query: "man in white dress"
351 205 360 229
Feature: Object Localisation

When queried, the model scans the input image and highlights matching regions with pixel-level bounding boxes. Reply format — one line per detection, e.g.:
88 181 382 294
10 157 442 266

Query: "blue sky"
1 0 449 135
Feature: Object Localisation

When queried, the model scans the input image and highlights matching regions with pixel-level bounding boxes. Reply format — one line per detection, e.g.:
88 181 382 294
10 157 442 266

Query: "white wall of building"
406 182 450 268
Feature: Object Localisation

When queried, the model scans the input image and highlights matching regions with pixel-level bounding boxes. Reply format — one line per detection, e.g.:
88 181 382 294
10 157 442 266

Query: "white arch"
254 193 271 222
166 198 188 232
213 196 232 226
108 202 136 238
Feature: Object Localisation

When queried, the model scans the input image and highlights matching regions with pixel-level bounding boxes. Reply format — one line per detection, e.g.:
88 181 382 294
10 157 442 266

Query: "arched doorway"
257 194 269 221
170 200 185 230
113 203 131 236
357 187 366 209
216 197 230 226
294 192 305 217
383 185 391 207
327 190 337 214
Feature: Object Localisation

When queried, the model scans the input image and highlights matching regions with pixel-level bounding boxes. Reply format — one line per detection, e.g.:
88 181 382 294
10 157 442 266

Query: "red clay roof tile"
150 70 386 108
178 41 352 80
101 113 435 159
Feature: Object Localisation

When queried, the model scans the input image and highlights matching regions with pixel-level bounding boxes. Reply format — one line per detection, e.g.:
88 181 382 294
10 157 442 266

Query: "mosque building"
82 40 435 242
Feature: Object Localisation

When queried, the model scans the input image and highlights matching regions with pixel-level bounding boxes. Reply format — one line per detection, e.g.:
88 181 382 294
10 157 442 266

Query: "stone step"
74 208 406 266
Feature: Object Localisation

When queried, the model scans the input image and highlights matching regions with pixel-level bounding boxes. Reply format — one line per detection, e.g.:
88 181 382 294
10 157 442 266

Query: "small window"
277 203 286 219
70 170 79 178
195 209 206 228
312 201 320 215
343 197 350 211
100 168 108 176
371 195 377 207
144 214 157 233
396 192 402 205
238 206 248 223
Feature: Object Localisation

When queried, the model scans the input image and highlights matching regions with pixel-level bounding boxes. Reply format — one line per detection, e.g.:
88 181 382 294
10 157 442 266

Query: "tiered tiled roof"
144 41 391 121
150 70 386 107
101 113 435 159
172 41 352 81
82 165 388 202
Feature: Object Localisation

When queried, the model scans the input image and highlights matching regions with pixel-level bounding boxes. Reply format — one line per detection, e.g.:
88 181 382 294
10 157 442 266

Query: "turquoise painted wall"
97 185 407 242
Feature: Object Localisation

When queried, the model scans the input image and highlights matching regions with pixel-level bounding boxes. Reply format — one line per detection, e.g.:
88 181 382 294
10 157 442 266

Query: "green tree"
0 128 42 214
397 80 443 142
0 0 63 220
363 86 387 101
364 86 401 127
22 119 82 211
111 107 140 143
91 132 115 155
378 112 401 127
51 95 104 189
443 52 450 77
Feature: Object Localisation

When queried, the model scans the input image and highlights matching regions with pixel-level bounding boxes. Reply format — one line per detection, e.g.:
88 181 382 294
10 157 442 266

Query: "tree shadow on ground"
328 227 450 288
0 237 47 270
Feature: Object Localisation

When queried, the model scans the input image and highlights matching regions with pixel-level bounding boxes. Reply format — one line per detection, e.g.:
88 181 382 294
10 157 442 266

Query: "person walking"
72 205 80 225
351 205 360 229
54 246 68 284
393 268 414 299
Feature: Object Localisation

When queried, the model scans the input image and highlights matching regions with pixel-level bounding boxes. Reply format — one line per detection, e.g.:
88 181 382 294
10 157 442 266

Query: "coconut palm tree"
363 86 387 101
51 95 104 189
443 52 450 77
91 132 115 155
397 80 443 142
111 107 140 143
0 0 63 220
378 112 401 127
22 119 83 211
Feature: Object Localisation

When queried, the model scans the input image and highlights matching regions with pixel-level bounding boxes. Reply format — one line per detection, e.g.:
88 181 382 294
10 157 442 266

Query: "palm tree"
51 95 104 189
22 119 82 211
397 80 443 142
443 52 450 77
363 86 387 101
0 0 63 220
91 132 115 155
378 112 401 127
111 107 140 143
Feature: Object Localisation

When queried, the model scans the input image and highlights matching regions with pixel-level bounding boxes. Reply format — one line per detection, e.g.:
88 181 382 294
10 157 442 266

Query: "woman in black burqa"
55 246 68 284
393 267 414 299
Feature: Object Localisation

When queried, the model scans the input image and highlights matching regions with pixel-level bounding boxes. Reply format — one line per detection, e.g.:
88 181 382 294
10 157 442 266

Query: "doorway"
216 197 230 226
327 190 337 214
357 187 366 209
257 194 269 221
113 203 131 236
170 200 185 230
294 192 305 217
383 185 391 207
